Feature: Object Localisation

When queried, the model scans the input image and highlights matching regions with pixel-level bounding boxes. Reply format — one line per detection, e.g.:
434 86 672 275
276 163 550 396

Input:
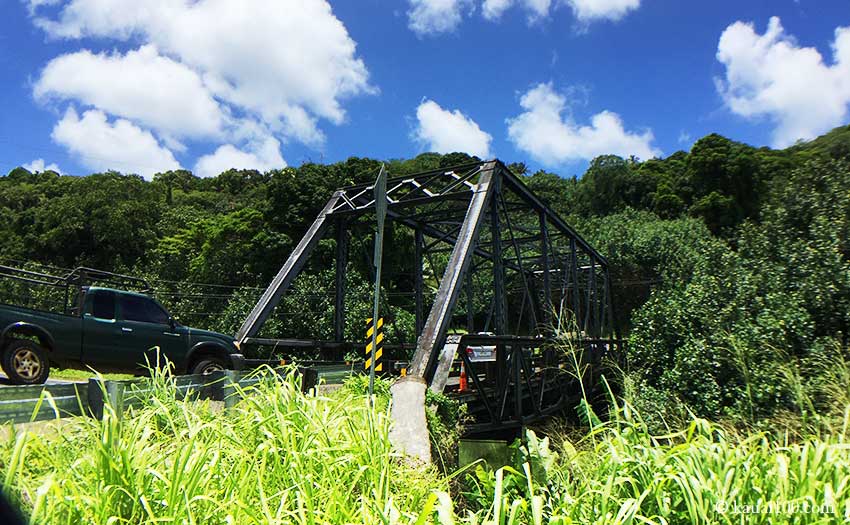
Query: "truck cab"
77 287 244 376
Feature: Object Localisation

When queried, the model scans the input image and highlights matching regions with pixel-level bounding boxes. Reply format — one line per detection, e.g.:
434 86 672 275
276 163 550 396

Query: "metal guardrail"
0 383 89 423
0 367 323 425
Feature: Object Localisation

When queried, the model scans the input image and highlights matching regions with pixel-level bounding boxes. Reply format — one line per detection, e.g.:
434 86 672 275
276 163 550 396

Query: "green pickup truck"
0 270 245 385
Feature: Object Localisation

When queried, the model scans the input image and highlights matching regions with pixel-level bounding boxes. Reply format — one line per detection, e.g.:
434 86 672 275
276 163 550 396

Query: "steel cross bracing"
236 160 619 430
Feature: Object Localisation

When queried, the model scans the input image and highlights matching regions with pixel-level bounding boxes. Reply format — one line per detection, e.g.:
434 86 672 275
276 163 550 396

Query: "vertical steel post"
539 211 551 329
593 263 601 337
491 175 506 335
599 272 608 337
513 345 522 421
570 238 581 332
604 271 618 338
589 259 597 337
106 381 124 423
490 173 508 397
414 227 424 337
466 270 474 333
87 378 104 419
369 166 388 398
584 257 595 335
334 219 348 343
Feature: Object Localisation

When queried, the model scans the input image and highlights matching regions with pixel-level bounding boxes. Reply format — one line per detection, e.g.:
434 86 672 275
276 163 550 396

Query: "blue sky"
1 0 849 179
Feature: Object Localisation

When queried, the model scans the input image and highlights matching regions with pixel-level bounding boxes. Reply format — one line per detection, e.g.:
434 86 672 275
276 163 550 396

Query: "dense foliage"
3 125 850 423
524 127 850 425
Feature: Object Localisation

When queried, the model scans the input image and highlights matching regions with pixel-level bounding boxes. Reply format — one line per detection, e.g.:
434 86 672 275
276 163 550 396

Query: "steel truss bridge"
235 160 619 433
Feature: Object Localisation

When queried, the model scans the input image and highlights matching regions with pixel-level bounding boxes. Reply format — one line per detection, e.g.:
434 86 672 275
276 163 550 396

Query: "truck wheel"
190 357 227 376
2 340 50 385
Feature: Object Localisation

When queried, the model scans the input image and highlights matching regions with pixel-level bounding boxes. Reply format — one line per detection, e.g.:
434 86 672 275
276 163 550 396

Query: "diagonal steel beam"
498 163 607 266
408 162 497 390
235 192 343 342
392 210 528 274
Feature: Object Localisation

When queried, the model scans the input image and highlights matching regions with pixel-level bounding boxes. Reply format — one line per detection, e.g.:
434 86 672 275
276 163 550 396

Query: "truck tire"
2 339 50 385
190 357 228 376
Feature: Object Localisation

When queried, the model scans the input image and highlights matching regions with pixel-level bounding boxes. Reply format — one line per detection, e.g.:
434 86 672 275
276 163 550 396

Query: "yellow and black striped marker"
365 317 383 372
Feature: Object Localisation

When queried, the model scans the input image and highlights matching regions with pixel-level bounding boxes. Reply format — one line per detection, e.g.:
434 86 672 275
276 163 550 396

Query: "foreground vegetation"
1 370 441 524
1 369 849 524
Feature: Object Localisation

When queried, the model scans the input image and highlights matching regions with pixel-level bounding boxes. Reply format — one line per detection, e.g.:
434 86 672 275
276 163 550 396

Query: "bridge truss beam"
236 160 617 399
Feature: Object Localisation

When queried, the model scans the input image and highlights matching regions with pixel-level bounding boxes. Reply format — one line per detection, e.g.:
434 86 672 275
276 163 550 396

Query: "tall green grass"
0 368 442 524
1 366 849 524
455 399 850 524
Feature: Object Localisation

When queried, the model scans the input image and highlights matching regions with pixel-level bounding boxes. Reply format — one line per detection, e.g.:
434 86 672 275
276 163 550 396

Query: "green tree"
572 155 655 216
685 134 760 233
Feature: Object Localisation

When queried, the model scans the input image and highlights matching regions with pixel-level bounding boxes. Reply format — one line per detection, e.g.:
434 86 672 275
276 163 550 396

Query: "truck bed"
0 303 83 365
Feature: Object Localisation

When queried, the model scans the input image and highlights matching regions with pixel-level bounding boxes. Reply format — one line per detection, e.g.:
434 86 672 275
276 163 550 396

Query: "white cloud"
30 0 373 154
32 0 167 38
194 136 286 178
525 0 553 20
483 0 636 23
716 17 850 147
35 45 224 141
414 100 492 158
22 159 61 173
482 0 551 21
482 0 513 20
564 0 640 22
407 0 474 35
51 108 179 179
506 82 658 165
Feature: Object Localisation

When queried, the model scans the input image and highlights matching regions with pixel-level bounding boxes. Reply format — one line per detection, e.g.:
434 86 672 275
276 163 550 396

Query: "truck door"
81 290 124 366
116 294 187 371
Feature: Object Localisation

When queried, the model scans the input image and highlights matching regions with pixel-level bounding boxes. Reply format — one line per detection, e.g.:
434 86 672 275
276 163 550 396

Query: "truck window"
88 291 115 320
119 295 170 325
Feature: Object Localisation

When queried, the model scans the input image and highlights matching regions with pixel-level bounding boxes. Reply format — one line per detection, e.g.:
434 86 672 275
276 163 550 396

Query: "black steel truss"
236 160 617 418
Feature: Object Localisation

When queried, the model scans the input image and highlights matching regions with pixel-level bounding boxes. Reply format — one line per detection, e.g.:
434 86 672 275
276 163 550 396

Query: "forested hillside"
3 126 849 426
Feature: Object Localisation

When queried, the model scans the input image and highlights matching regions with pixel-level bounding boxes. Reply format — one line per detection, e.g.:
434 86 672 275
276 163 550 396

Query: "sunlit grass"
454 400 850 524
49 368 135 382
0 367 443 524
1 366 849 524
